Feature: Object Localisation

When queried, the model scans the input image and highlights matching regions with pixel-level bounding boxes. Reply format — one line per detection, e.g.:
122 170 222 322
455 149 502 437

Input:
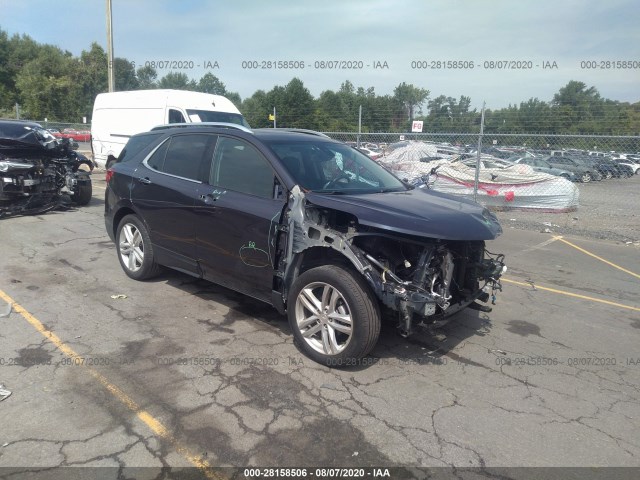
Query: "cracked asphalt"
0 174 639 477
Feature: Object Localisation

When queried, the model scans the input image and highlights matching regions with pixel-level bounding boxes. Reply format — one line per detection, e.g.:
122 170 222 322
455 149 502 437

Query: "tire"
580 172 592 183
116 214 162 280
287 265 381 367
603 170 613 180
71 179 92 205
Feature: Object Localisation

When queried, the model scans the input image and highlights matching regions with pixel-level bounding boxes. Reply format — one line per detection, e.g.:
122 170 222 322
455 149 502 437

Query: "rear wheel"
603 170 613 180
288 265 381 367
580 172 592 183
116 214 162 280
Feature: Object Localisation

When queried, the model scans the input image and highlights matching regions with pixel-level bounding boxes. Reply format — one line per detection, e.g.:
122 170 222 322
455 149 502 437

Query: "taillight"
105 169 114 183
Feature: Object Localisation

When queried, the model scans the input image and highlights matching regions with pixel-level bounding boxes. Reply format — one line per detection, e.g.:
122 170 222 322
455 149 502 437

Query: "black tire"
287 265 381 367
71 179 92 205
560 173 571 180
115 214 162 280
603 170 613 180
580 172 592 183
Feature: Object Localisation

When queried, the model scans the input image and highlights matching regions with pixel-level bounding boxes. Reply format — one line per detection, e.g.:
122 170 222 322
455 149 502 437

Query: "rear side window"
118 133 161 163
146 134 216 181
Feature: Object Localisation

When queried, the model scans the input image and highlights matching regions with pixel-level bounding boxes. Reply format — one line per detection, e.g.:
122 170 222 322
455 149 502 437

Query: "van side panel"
91 89 246 168
91 107 165 168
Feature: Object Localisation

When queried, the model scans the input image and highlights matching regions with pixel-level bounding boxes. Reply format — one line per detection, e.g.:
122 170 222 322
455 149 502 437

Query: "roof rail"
255 128 330 138
151 122 253 134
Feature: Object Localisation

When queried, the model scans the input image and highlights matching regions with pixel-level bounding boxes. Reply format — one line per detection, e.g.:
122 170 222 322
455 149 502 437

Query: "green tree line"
1 28 638 135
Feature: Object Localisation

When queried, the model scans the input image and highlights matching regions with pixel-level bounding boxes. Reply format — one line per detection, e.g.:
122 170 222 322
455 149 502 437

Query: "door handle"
137 177 152 184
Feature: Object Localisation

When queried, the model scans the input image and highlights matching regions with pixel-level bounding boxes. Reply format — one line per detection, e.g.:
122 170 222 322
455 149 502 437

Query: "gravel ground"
492 174 640 244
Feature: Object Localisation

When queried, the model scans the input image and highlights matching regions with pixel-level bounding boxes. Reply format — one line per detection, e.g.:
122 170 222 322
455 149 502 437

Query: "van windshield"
186 109 250 128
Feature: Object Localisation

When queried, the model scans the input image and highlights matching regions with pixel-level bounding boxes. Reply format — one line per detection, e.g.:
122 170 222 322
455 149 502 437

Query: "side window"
168 109 186 123
146 134 216 181
118 133 161 163
147 139 170 171
211 137 275 198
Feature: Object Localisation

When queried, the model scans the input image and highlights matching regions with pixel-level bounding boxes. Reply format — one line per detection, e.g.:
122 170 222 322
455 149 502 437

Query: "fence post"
473 102 486 202
357 105 362 147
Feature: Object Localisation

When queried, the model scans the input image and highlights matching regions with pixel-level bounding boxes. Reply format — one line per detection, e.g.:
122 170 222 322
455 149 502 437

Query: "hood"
305 187 502 240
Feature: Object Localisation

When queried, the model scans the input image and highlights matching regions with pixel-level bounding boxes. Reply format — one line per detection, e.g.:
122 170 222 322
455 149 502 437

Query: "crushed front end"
276 186 506 336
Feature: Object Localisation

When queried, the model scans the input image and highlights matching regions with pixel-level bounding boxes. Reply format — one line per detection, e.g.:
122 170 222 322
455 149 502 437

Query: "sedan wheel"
288 265 381 366
604 170 613 180
580 172 592 183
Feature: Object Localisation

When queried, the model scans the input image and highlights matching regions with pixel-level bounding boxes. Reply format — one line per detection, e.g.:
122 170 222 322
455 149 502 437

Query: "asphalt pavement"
0 174 638 478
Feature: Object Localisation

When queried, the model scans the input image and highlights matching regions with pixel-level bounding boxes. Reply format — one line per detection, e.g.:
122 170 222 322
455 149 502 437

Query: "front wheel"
603 170 613 180
116 214 162 280
287 265 381 367
71 178 92 205
580 172 592 183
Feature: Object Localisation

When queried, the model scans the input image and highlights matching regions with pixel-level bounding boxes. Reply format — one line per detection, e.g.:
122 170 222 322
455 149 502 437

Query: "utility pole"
106 0 115 92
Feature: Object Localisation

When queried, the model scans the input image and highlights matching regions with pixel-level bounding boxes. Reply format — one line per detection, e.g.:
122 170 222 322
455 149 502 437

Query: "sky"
1 0 639 109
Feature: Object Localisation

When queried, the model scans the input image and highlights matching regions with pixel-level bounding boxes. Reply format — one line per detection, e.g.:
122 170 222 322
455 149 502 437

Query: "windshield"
186 109 250 128
265 140 407 194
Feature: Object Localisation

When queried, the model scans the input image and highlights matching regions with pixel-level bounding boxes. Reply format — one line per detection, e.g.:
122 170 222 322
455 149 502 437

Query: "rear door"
131 133 217 273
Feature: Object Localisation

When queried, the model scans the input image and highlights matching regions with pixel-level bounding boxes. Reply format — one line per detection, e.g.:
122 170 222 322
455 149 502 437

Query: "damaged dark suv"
105 124 506 366
0 120 94 217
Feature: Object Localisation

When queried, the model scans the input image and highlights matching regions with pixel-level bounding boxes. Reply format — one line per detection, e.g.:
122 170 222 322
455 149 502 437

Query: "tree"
196 72 227 95
114 58 138 90
195 73 241 106
158 72 197 90
15 45 78 120
241 89 271 127
277 78 315 128
136 65 158 89
393 82 429 125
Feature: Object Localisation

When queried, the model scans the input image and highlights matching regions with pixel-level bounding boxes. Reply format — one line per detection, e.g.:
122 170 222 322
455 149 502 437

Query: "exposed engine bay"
0 121 95 218
276 186 506 335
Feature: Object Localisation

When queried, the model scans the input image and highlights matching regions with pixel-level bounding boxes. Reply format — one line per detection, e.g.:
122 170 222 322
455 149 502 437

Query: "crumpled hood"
305 187 502 240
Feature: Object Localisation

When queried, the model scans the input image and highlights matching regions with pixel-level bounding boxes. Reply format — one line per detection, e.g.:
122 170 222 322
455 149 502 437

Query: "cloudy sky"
1 0 638 109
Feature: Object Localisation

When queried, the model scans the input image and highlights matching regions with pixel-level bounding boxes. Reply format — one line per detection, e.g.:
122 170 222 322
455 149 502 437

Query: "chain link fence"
320 132 640 215
5 118 638 239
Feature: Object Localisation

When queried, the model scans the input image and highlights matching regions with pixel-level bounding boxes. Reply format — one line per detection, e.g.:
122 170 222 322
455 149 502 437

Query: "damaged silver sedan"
105 125 505 366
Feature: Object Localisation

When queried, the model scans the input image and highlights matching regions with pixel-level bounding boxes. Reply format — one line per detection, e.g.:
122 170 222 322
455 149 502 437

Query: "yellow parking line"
553 236 640 280
0 289 222 480
502 278 640 312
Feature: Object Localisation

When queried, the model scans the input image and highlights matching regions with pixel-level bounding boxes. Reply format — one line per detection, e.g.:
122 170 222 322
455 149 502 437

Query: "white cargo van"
91 89 249 168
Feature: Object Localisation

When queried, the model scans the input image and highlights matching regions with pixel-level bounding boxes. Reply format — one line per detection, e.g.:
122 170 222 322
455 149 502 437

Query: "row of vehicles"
485 147 639 182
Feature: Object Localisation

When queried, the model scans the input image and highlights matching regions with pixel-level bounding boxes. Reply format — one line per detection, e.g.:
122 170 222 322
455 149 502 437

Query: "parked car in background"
355 146 383 160
545 156 603 183
105 124 505 366
569 155 625 179
60 128 91 142
510 157 577 181
612 158 640 175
